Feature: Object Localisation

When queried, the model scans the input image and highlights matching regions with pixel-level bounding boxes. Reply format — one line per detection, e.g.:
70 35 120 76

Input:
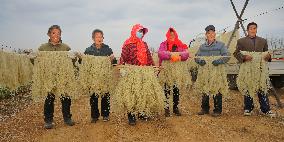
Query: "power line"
217 5 284 33
243 5 284 22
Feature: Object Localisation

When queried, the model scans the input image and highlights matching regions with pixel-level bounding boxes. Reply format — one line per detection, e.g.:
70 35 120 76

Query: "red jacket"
119 24 154 66
119 42 154 66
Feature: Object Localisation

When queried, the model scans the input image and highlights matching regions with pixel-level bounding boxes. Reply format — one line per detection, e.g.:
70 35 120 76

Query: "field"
1 88 284 142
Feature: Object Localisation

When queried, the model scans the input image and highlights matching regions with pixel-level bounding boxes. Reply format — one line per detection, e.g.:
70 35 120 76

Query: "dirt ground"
1 88 284 142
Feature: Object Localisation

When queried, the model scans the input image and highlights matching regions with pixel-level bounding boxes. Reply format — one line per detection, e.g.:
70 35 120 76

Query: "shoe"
197 110 209 115
244 110 252 116
91 117 99 123
173 108 181 116
44 122 54 129
128 116 136 126
103 116 110 122
64 118 75 126
138 114 148 121
165 108 170 117
211 112 221 117
265 110 276 118
128 119 136 126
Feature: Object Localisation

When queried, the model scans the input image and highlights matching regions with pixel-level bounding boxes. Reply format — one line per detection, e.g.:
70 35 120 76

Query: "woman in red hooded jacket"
120 24 153 66
158 28 190 117
119 24 156 125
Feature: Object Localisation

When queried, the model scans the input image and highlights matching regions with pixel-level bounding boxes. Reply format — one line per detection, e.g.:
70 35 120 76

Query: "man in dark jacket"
233 22 275 117
84 29 114 123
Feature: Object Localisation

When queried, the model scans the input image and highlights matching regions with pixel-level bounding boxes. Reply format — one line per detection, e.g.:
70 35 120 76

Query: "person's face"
93 32 104 45
206 30 216 42
247 25 257 38
48 28 61 43
169 32 175 41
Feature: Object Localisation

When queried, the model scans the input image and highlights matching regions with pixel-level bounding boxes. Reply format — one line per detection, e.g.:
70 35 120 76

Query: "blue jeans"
244 91 271 113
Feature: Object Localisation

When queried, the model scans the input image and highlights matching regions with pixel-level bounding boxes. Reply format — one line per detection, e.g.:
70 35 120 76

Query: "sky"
0 0 284 56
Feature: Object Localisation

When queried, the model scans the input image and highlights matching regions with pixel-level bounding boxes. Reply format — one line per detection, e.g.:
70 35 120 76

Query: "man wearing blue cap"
195 25 230 117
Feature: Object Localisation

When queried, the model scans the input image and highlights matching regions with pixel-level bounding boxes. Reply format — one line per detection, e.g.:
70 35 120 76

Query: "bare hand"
109 54 114 62
74 52 82 58
243 55 252 62
263 53 271 61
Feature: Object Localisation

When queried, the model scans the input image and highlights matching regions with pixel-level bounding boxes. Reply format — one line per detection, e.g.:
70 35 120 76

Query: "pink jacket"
158 41 190 65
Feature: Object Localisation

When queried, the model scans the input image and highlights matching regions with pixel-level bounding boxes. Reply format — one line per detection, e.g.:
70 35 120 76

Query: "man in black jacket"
84 29 114 123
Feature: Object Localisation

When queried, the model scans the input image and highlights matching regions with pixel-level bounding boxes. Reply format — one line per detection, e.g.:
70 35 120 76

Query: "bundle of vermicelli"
31 51 77 101
17 54 33 85
194 56 229 96
0 51 33 90
186 57 199 70
113 65 165 116
237 51 270 97
152 52 159 66
78 55 113 96
158 60 192 90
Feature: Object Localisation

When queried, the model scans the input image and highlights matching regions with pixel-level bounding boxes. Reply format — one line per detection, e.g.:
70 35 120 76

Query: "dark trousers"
44 92 72 122
244 91 271 113
201 93 222 113
90 93 110 119
164 84 180 110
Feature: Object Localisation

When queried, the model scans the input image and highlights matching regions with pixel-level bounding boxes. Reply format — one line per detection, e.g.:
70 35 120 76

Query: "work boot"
128 113 136 126
197 110 209 115
165 108 170 117
44 121 54 129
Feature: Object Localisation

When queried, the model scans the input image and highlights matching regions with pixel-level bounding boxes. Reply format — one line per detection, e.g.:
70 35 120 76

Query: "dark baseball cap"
205 25 215 32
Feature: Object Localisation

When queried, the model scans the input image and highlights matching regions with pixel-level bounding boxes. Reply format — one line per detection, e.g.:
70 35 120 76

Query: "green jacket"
38 42 71 51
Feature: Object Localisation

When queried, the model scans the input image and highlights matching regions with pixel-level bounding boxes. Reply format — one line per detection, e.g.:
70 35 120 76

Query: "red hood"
122 24 149 65
165 27 187 51
130 24 148 40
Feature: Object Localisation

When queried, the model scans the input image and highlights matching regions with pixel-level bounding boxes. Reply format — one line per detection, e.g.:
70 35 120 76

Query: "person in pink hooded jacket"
158 27 190 117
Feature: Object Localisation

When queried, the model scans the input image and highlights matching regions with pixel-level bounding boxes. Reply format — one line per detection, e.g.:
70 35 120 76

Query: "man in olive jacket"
233 22 275 117
39 25 75 129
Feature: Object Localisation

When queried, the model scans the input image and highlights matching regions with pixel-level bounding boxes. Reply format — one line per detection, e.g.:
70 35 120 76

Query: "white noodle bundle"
78 55 113 97
113 65 165 116
194 56 229 96
0 51 33 90
237 51 270 97
159 60 192 90
31 51 77 101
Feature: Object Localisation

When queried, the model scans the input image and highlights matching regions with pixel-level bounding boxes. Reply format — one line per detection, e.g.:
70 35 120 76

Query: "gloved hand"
170 55 181 62
196 59 206 66
212 59 225 66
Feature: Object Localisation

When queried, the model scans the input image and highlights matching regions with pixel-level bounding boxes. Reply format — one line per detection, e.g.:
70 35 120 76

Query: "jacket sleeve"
108 48 114 56
218 43 230 63
147 51 154 66
38 44 44 51
194 45 202 63
66 45 71 51
158 42 171 62
263 39 272 62
233 40 245 63
145 43 154 66
84 48 89 55
179 48 190 61
119 45 129 65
